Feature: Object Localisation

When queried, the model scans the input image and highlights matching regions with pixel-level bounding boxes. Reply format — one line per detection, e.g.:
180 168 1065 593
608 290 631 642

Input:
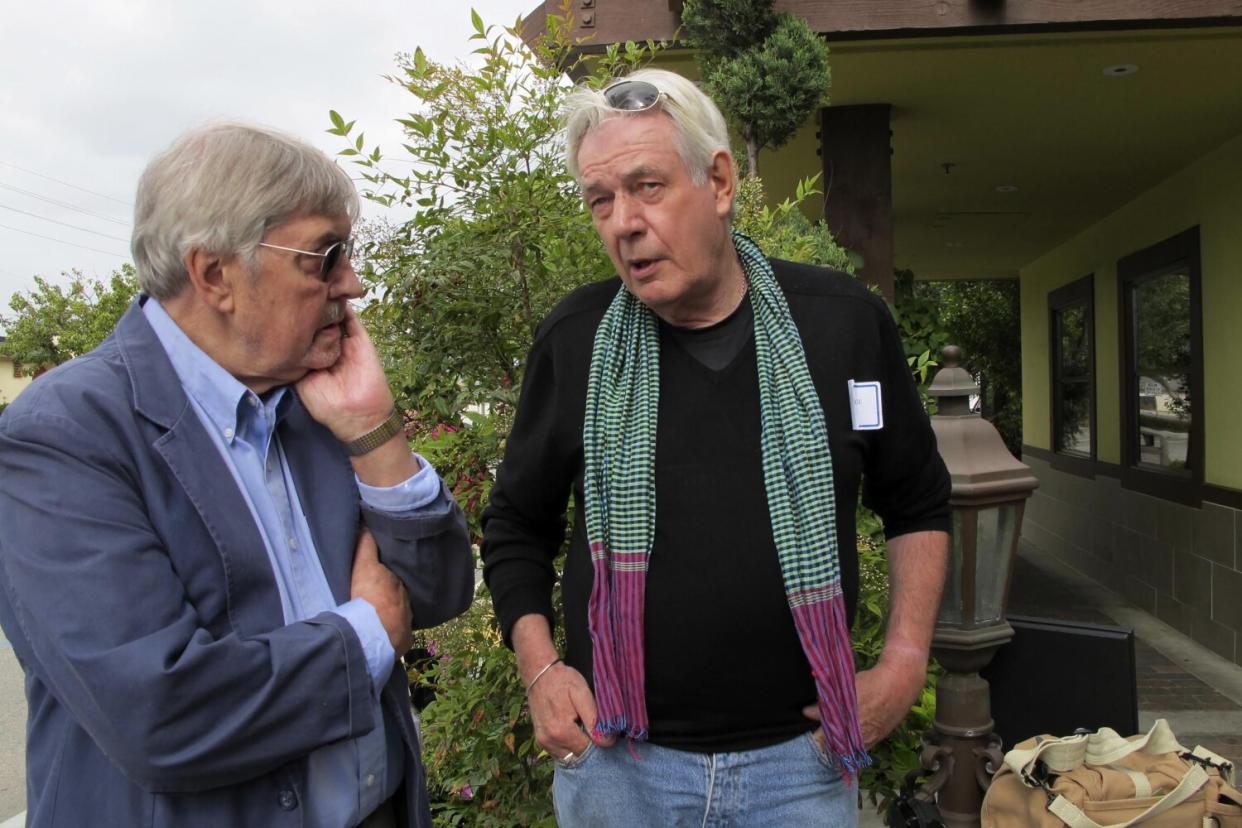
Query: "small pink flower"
459 783 474 800
427 640 438 657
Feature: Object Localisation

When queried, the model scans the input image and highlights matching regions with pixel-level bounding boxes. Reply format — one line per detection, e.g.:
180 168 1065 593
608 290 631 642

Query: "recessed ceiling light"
996 185 1019 193
1103 64 1139 77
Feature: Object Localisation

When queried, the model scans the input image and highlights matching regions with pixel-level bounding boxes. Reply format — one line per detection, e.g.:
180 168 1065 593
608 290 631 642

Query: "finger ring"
561 751 576 763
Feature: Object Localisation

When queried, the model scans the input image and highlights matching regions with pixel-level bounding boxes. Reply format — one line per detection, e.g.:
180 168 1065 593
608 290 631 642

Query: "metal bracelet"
525 657 562 695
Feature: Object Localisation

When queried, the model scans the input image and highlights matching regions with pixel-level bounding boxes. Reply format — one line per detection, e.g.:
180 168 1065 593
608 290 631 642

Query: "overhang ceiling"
817 26 1242 280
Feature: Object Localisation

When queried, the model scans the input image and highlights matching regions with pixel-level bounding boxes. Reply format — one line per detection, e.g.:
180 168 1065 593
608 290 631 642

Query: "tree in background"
681 0 831 177
1 265 138 370
900 272 1023 454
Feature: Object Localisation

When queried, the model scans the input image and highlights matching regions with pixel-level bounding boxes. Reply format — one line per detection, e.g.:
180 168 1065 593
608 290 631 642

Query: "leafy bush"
339 9 938 825
854 508 939 820
414 590 560 827
733 174 853 272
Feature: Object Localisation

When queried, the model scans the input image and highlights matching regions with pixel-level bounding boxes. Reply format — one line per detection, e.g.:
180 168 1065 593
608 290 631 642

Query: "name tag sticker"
848 380 883 430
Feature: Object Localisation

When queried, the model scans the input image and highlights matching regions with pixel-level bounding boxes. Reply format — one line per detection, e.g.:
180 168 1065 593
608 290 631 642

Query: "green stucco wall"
1021 129 1242 489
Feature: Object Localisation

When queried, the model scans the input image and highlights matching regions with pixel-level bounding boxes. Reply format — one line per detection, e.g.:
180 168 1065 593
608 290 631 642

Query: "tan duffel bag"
981 719 1242 827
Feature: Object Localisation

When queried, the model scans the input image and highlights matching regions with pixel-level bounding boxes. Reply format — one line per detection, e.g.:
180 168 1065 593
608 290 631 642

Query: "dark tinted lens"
320 238 354 281
320 243 341 281
604 80 661 111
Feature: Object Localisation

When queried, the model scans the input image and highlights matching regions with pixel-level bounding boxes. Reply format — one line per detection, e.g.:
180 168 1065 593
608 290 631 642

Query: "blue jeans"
552 732 858 827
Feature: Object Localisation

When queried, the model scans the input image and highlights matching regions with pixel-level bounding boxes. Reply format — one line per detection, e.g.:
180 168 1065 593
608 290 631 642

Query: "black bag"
887 790 946 828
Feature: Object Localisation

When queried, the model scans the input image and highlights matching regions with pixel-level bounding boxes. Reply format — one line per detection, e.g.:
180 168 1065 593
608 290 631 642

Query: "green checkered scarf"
582 230 869 774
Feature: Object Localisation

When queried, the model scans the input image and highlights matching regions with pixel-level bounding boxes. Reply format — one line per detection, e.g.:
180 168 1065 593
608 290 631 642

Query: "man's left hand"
297 304 395 441
803 648 928 749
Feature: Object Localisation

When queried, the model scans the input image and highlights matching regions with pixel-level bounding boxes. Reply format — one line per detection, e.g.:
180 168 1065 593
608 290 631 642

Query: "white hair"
563 68 732 187
131 122 360 300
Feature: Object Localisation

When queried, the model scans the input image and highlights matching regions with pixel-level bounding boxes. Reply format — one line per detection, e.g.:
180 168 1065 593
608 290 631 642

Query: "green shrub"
341 8 938 825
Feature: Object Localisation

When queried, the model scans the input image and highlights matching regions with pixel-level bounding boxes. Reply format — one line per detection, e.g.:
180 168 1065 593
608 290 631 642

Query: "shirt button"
266 461 273 473
247 396 258 408
223 427 234 439
287 537 297 550
366 773 376 787
278 789 298 810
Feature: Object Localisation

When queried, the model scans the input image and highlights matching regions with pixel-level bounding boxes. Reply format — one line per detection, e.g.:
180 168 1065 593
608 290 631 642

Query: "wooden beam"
821 105 894 299
519 0 1242 51
779 0 1242 37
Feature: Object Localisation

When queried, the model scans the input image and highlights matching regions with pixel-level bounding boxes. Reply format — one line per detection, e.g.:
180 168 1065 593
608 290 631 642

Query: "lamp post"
916 346 1039 828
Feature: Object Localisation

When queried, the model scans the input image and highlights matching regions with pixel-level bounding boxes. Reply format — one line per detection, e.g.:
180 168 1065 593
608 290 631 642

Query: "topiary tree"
682 0 832 177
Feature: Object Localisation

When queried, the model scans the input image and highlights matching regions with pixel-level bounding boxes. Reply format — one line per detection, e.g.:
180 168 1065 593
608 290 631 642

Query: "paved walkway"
1008 544 1242 769
0 631 26 824
858 544 1242 826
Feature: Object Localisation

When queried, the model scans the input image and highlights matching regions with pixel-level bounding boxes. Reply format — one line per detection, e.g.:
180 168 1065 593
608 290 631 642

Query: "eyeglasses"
256 237 355 282
602 79 668 113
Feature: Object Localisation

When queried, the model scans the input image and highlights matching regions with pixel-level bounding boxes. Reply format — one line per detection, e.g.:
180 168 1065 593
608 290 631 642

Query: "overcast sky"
0 0 536 319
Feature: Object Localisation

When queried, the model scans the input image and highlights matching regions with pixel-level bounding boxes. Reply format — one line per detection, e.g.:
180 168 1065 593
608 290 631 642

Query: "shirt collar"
142 298 289 443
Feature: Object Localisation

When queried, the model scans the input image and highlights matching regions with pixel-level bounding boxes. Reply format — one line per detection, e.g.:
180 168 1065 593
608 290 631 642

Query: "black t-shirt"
481 260 951 752
661 292 753 371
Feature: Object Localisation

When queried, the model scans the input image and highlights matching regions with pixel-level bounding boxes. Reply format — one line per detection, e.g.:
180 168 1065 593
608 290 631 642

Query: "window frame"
1117 226 1204 506
1048 275 1097 471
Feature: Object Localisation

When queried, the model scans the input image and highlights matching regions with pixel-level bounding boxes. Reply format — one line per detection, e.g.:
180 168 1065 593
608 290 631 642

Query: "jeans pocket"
554 740 598 770
804 730 836 771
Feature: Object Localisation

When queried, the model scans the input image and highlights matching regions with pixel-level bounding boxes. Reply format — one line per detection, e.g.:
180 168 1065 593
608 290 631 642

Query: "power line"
0 221 129 259
0 160 132 207
0 182 130 226
0 204 130 243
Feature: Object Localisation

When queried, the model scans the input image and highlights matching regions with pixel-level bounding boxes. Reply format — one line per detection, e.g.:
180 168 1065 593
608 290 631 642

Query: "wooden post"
820 104 894 299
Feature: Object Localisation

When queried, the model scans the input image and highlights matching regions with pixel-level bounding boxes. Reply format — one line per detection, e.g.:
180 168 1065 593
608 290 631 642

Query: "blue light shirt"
143 299 439 828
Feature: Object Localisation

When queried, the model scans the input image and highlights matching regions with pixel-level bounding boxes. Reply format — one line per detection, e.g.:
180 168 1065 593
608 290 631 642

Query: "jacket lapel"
116 300 285 635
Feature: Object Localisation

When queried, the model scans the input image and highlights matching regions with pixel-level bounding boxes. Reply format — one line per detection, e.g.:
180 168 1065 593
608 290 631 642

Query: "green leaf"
470 7 484 35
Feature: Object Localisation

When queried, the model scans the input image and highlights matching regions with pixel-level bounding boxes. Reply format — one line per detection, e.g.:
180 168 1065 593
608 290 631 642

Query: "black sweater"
481 260 951 752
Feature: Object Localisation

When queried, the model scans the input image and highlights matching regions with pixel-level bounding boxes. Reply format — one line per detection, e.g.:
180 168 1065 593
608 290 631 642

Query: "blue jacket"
0 301 474 827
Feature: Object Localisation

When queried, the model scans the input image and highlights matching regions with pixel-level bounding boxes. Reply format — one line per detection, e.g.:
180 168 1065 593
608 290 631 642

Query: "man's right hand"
350 529 413 655
512 614 616 760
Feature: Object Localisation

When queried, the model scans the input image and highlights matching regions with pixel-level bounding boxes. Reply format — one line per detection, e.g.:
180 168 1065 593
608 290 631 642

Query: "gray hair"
131 122 360 300
564 68 732 187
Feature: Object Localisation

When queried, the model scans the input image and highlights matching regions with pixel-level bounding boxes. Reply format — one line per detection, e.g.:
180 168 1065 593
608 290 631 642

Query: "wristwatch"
343 408 405 456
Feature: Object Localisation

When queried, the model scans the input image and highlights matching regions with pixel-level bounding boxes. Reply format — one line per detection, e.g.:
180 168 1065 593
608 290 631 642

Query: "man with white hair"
0 123 473 828
482 69 952 824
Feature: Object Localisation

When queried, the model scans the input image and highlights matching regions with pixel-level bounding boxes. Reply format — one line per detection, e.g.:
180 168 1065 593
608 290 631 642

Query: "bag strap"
1046 764 1209 828
1085 720 1185 767
1005 720 1186 783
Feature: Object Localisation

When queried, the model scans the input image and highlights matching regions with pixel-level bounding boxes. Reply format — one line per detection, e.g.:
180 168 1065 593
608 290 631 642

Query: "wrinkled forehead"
577 114 687 182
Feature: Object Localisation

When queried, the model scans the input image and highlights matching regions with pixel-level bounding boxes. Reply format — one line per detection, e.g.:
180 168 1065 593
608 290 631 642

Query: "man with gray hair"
482 69 951 824
0 123 473 828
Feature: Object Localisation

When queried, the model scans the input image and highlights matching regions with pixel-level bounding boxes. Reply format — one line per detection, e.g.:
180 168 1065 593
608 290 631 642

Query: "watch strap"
343 408 404 456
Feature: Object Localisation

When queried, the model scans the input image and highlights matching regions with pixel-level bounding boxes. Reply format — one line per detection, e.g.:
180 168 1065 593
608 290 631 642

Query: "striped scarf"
582 230 869 774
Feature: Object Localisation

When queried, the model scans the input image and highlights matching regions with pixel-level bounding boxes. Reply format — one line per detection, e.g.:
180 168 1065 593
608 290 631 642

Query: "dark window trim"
1022 444 1120 480
1049 274 1096 469
1117 226 1204 507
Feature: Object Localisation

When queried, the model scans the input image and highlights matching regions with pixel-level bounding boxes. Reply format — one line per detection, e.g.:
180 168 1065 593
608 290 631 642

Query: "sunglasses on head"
256 236 355 282
602 79 669 112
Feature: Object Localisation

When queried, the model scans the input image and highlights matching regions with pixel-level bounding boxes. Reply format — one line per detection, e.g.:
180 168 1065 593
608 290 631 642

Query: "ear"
707 149 737 219
184 247 240 314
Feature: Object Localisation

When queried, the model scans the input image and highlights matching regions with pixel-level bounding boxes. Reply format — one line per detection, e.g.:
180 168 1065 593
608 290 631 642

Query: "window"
1049 276 1095 460
1118 227 1203 504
